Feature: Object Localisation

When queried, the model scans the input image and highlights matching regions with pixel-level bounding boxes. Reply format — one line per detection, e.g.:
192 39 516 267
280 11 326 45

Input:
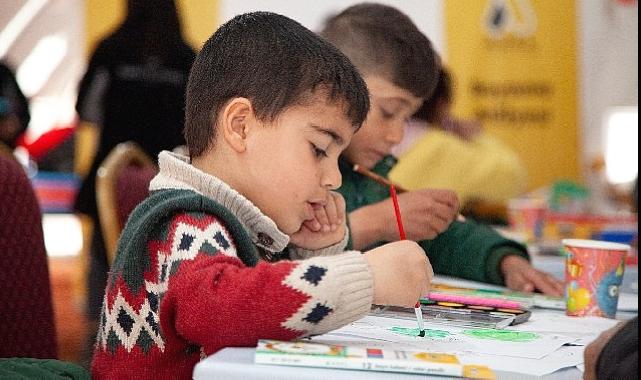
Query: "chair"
0 141 12 157
96 141 157 266
0 154 57 359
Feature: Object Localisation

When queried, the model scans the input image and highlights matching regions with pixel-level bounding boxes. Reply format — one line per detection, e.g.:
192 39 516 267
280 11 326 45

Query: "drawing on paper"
462 329 539 342
388 326 452 339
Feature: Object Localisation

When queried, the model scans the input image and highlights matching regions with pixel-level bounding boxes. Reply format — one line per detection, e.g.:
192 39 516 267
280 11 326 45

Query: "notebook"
255 339 495 379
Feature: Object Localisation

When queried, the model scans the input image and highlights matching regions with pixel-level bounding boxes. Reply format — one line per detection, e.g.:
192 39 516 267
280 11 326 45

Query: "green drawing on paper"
388 327 451 339
462 329 540 342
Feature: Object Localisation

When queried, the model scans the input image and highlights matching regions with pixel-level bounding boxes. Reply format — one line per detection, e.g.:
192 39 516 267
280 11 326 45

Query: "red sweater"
92 183 372 379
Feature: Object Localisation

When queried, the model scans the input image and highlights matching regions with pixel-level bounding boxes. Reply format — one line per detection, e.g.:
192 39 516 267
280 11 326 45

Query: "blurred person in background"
0 61 30 152
390 67 527 219
73 0 196 364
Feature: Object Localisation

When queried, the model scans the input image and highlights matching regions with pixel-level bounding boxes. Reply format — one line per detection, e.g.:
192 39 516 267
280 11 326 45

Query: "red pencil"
389 185 406 240
389 185 425 337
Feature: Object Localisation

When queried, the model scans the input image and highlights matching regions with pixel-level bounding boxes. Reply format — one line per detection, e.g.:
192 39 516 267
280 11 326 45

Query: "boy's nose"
385 120 405 144
322 164 342 190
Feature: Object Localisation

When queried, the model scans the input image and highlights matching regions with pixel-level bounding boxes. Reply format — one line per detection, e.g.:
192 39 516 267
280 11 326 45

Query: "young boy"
320 3 563 295
91 12 431 379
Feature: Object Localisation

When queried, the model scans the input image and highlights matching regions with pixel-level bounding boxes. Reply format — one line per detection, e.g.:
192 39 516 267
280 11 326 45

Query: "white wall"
219 0 446 56
1 0 85 141
578 0 638 168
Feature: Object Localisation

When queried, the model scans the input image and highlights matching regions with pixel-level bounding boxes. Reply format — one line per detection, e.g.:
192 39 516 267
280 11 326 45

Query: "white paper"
509 311 625 348
457 346 584 377
327 315 574 359
510 311 620 335
311 335 585 377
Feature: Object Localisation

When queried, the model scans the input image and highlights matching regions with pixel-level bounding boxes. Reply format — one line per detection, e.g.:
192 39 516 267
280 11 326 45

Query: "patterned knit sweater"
92 151 373 379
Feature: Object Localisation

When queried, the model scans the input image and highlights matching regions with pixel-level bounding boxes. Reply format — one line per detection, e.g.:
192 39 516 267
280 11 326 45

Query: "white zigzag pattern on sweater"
99 220 238 352
280 256 338 335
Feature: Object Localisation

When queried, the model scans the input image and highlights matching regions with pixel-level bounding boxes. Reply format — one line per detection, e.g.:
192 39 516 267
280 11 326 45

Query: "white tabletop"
193 346 582 380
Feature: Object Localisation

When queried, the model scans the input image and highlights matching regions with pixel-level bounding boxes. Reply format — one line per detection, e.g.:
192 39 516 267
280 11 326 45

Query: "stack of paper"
308 313 619 377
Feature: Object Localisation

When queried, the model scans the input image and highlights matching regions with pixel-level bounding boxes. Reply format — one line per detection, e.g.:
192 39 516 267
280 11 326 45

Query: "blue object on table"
593 230 638 246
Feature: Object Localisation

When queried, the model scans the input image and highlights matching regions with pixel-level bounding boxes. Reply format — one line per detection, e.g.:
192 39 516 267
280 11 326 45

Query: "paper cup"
507 199 546 243
563 239 629 318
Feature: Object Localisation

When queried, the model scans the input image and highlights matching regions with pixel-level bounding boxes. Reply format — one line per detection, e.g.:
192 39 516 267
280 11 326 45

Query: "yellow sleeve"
389 130 527 204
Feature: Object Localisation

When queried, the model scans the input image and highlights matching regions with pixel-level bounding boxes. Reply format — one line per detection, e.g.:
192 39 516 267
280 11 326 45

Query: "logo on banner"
483 0 537 39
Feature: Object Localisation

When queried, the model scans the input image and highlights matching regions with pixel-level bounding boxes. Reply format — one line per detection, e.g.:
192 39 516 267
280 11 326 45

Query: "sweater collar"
149 151 290 252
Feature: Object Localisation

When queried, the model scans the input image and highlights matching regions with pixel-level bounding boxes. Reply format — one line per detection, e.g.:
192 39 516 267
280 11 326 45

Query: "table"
193 258 638 379
193 346 581 380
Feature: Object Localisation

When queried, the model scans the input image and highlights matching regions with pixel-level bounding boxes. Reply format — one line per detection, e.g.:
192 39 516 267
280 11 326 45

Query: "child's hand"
364 241 432 307
500 255 564 296
289 191 347 250
378 189 459 241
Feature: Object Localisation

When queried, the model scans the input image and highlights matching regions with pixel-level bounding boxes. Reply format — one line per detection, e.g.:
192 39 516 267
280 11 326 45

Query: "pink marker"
427 293 524 310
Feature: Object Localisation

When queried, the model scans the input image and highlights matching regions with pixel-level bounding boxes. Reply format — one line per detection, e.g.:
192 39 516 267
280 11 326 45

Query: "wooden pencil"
352 164 408 193
352 163 466 222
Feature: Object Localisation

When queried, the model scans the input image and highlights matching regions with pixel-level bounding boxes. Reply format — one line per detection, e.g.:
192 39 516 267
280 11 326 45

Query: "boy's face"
342 76 423 169
242 97 354 234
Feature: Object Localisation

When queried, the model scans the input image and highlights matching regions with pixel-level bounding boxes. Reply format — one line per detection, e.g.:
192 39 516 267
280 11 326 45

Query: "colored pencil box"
425 293 524 309
419 298 532 326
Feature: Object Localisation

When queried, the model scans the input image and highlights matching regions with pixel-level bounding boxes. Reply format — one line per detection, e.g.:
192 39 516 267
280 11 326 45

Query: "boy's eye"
380 107 395 119
311 143 328 159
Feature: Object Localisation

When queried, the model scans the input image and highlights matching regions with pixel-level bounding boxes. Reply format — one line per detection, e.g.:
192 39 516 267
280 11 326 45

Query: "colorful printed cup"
563 239 629 318
507 198 546 243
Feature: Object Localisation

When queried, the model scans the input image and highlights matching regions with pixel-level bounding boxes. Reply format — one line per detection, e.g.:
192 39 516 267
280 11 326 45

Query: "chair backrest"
96 141 157 265
0 154 57 359
0 142 12 157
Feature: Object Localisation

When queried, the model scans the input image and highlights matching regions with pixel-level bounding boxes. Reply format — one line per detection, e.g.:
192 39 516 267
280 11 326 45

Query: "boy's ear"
220 97 254 153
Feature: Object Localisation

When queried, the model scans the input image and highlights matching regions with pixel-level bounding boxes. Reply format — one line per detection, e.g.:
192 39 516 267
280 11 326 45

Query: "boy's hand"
364 241 432 307
377 189 459 241
500 255 564 296
289 192 346 250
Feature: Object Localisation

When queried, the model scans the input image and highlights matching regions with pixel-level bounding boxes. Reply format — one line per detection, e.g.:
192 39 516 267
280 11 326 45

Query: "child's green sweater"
338 156 529 285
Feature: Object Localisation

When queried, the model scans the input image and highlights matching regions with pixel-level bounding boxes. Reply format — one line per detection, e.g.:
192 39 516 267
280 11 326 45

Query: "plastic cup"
563 239 629 318
507 198 546 243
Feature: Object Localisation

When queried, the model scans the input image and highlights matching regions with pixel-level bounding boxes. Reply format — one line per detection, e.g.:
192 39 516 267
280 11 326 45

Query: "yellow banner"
445 0 579 190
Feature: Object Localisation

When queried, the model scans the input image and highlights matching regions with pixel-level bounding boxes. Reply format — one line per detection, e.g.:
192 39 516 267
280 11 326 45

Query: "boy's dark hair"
320 3 440 100
413 67 452 123
185 12 370 157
